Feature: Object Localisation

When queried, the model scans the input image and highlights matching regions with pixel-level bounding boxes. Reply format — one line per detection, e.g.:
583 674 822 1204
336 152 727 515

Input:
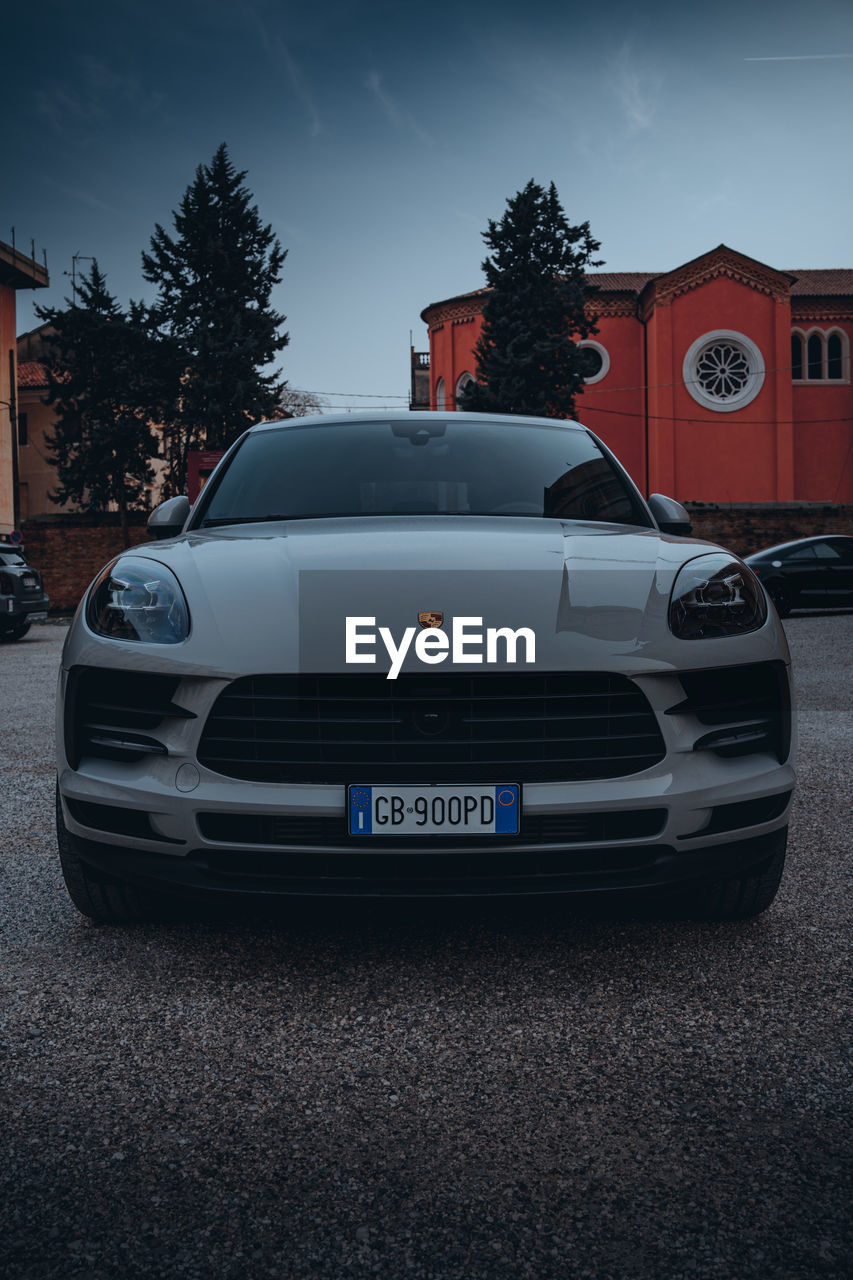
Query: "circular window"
683 330 764 412
576 340 609 384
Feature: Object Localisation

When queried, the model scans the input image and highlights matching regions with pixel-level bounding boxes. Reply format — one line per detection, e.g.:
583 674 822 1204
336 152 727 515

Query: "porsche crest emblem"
418 611 444 629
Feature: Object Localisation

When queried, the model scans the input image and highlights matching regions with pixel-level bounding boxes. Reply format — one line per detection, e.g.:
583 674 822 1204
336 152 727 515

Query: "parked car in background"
56 412 795 924
745 535 853 617
0 543 49 641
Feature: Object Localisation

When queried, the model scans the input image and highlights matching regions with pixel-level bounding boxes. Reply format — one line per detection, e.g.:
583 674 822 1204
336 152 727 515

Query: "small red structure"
418 245 852 502
187 451 226 503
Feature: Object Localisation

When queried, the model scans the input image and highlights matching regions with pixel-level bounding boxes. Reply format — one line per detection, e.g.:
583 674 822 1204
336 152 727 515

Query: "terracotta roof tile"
587 272 659 292
787 269 853 295
17 360 48 387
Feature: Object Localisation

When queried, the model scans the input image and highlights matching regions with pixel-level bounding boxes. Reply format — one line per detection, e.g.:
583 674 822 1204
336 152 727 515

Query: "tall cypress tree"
460 180 602 419
36 262 161 547
142 144 288 486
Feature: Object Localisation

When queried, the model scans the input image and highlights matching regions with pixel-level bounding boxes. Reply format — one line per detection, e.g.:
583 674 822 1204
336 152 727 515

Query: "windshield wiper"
199 515 295 528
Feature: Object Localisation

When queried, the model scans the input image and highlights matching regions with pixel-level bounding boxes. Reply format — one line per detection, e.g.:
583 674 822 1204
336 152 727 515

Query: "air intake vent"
65 666 196 768
197 672 666 784
197 807 667 847
668 661 791 763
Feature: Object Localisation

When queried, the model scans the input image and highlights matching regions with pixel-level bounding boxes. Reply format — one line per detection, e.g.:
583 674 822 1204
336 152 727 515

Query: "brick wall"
21 504 853 614
685 503 853 557
20 518 152 612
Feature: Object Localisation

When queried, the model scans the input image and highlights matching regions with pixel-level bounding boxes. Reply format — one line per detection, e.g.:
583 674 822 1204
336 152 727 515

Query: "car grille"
196 807 667 848
64 666 196 767
196 672 666 784
669 661 792 763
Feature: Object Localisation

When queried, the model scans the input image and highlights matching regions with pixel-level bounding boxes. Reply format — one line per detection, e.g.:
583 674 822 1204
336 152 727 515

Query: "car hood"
71 516 785 676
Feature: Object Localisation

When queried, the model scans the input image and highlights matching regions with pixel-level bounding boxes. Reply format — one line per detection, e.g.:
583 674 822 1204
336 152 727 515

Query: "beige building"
0 241 49 535
16 322 168 518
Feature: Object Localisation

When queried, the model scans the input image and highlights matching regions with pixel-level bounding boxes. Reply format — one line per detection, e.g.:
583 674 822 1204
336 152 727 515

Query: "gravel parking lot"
1 616 850 1280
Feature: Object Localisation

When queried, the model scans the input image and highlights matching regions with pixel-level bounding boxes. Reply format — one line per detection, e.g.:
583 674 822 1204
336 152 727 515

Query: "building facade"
418 245 853 503
0 241 48 535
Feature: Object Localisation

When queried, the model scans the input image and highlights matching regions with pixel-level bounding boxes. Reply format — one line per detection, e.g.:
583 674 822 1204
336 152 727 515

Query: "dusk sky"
6 0 853 412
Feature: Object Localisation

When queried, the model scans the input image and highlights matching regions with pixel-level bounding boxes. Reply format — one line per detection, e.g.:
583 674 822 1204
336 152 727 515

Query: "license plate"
348 784 520 836
22 576 36 588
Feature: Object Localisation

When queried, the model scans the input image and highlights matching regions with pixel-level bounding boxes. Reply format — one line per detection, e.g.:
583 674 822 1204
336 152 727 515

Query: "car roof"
747 534 853 557
249 410 588 434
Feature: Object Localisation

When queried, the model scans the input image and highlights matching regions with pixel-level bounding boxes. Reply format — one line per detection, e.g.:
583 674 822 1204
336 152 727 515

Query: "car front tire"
686 829 787 920
56 784 158 923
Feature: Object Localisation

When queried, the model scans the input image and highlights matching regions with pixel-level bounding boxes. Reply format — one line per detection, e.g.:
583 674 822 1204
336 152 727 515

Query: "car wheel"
0 620 31 642
55 783 157 923
765 581 791 618
683 830 787 921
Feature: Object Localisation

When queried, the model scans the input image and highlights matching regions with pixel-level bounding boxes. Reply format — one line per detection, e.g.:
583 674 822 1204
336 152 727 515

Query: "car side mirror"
148 495 191 540
647 493 692 537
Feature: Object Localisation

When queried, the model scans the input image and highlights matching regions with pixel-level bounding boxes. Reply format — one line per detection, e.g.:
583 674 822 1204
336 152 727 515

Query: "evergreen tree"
142 144 288 487
36 263 161 547
460 180 602 419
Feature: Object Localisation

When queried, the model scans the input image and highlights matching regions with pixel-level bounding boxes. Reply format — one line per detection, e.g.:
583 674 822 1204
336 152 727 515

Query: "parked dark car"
745 535 853 617
0 543 50 641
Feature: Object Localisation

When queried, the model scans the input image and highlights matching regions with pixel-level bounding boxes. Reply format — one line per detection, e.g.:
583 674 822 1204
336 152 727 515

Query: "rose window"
696 342 750 400
683 330 765 412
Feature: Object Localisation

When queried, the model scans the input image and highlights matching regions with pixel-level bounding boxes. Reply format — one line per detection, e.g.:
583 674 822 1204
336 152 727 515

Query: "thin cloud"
40 175 122 217
366 71 432 147
744 53 853 61
607 43 660 134
35 56 168 137
254 17 323 137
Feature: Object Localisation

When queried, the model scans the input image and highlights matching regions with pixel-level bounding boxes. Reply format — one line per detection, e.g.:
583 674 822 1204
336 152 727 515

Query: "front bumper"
57 669 796 902
62 821 789 900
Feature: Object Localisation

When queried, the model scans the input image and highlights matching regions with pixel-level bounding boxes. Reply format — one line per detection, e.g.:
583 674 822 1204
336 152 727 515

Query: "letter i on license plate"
347 784 519 836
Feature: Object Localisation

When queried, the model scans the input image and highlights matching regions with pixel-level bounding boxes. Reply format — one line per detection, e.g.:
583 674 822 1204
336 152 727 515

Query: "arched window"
435 378 446 410
827 333 844 380
455 372 475 407
792 328 850 382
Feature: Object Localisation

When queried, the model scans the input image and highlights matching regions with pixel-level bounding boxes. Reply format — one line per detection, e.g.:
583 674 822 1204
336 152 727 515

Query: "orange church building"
418 245 852 504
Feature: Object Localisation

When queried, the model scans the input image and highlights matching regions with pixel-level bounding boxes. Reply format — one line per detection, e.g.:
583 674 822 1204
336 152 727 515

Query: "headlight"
669 553 767 640
87 557 189 644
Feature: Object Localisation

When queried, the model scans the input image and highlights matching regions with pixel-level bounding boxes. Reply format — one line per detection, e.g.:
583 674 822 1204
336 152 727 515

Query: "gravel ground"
1 615 850 1280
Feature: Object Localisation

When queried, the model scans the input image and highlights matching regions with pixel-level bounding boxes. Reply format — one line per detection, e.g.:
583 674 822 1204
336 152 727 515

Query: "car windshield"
195 419 651 528
0 552 26 566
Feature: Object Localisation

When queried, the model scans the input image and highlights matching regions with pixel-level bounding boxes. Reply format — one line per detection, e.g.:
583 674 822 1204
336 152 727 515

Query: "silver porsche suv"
56 413 795 922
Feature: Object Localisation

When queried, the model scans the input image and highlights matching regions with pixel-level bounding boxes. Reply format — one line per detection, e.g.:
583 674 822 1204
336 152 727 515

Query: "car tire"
0 620 31 642
684 830 787 921
765 581 791 619
56 784 158 923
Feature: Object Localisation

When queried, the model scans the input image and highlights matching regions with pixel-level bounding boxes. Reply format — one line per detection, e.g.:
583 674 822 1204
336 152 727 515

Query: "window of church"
791 328 850 382
576 341 610 385
827 333 844 380
455 372 475 405
435 377 446 410
683 330 765 412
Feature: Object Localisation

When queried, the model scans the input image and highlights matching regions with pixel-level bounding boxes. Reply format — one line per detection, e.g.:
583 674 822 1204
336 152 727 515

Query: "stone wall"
20 504 853 614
